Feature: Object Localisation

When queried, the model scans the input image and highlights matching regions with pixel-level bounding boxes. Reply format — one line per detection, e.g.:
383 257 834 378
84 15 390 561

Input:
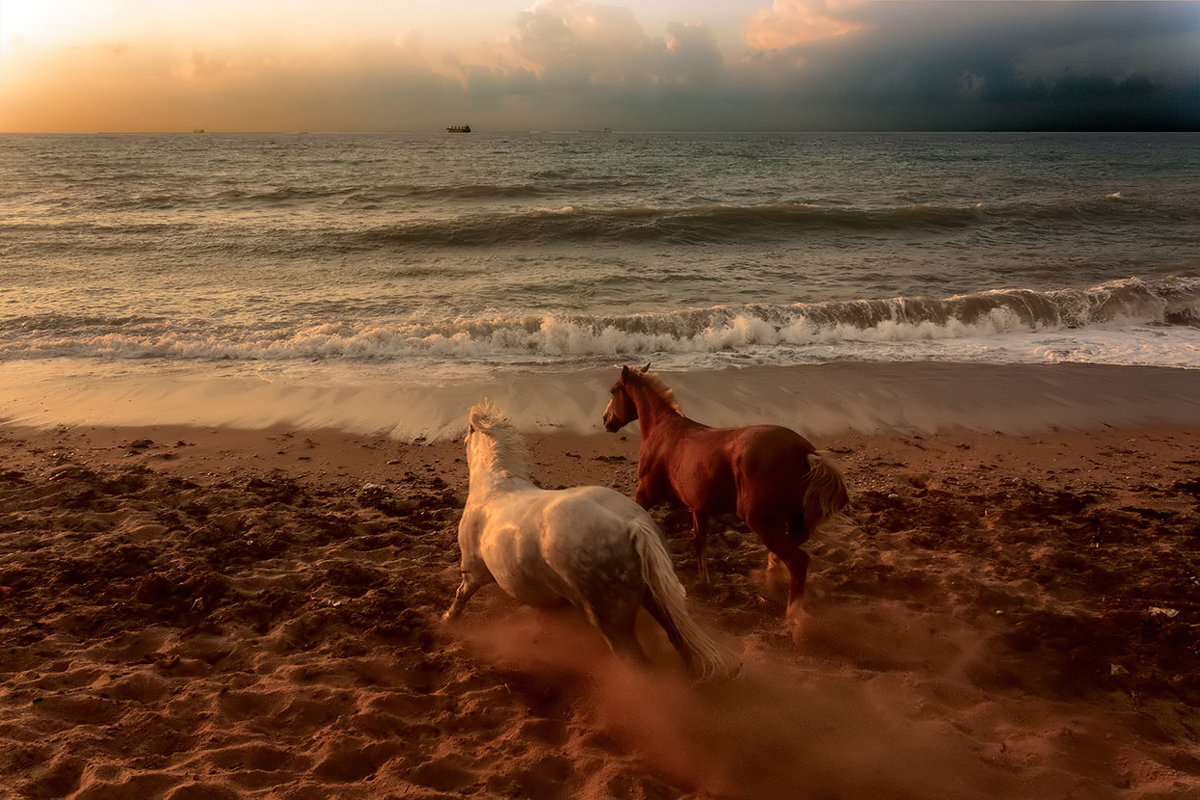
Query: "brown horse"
602 365 849 628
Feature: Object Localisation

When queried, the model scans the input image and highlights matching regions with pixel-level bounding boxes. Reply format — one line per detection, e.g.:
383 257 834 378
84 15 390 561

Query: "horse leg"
642 589 693 673
584 591 651 666
750 520 810 637
763 551 790 602
600 626 652 666
766 509 819 602
442 570 492 622
634 480 654 510
691 511 711 585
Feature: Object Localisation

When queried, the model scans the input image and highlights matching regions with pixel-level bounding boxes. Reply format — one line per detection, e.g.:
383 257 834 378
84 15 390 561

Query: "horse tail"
629 518 741 681
796 451 851 538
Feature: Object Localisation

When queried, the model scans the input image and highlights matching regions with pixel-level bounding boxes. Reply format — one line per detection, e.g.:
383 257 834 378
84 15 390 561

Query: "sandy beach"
2 363 1199 799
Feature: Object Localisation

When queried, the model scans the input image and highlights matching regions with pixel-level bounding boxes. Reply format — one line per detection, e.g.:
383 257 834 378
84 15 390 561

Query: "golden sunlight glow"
1 0 50 45
1 0 123 47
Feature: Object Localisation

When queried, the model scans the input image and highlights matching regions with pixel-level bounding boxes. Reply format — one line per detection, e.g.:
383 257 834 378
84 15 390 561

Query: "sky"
0 0 1196 132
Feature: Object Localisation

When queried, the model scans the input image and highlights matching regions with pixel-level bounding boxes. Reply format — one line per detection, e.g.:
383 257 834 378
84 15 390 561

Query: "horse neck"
628 379 681 436
467 439 531 498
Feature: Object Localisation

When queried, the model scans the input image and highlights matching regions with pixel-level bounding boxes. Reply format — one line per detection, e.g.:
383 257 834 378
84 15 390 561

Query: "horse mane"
632 368 683 416
468 401 532 481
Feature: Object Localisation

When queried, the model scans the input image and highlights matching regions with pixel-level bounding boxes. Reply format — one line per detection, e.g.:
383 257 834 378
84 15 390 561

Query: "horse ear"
620 365 631 378
641 362 652 373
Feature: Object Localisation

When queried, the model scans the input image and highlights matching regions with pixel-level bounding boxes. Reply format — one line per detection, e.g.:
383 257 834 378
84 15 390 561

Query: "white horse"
444 402 740 681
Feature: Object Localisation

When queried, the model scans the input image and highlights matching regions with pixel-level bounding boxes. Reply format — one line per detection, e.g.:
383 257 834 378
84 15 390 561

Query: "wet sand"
2 363 1200 798
4 360 1200 440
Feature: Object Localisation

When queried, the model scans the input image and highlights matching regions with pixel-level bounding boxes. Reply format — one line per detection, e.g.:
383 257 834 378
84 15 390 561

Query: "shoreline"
2 369 1199 798
2 360 1199 441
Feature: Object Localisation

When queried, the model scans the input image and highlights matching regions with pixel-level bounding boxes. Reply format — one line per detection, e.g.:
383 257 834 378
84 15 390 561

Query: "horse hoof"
755 593 785 612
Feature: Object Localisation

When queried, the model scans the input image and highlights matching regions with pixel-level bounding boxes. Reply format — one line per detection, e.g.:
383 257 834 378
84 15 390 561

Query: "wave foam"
1 278 1197 369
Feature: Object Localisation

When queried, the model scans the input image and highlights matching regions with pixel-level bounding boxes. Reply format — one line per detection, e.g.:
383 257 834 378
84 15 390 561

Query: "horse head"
602 363 649 432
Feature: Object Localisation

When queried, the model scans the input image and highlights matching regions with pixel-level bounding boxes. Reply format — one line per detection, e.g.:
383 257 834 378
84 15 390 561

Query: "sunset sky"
1 0 1196 132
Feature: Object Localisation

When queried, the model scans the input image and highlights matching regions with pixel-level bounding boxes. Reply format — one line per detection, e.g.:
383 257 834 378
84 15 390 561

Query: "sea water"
1 131 1198 433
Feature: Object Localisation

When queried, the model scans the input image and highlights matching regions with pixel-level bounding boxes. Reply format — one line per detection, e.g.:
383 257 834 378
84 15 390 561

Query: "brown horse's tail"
795 451 850 539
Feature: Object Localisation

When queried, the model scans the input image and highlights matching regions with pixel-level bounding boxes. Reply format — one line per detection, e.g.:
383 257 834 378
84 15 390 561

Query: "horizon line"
2 128 1197 135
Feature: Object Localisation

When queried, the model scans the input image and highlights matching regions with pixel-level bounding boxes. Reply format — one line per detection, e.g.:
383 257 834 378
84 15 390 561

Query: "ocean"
2 131 1199 435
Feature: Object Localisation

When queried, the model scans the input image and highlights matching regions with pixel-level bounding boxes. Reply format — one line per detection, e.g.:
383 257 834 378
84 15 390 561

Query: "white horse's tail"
629 518 741 681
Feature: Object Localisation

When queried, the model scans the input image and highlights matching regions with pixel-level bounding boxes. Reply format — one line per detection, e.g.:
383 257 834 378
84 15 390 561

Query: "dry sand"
2 386 1199 797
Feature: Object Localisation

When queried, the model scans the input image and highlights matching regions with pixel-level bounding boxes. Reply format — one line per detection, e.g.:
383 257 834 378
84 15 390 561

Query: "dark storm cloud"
762 0 1199 130
462 0 1198 131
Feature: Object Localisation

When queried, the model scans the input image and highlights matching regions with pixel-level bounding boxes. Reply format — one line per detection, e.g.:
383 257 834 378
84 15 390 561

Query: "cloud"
662 22 724 87
743 0 866 50
464 0 1197 130
728 0 1199 130
500 0 723 90
1 0 1195 131
450 0 729 128
507 0 654 87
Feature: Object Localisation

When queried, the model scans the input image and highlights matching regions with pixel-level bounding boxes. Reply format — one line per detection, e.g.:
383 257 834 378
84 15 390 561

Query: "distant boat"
446 124 472 133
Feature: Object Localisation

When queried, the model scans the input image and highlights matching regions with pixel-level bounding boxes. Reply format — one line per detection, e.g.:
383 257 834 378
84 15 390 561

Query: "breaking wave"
2 278 1197 369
